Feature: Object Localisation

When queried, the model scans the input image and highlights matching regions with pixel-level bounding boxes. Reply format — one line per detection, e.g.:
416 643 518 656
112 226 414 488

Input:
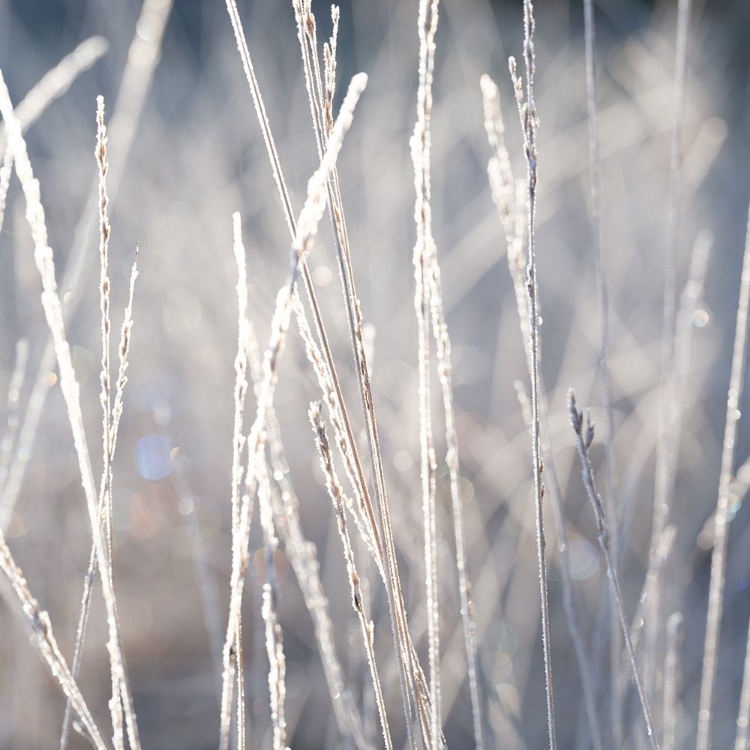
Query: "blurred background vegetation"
2 0 750 747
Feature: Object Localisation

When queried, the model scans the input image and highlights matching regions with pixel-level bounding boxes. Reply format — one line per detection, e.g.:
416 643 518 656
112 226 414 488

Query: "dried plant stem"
228 211 250 746
225 4 406 742
735 617 750 750
508 3 556 746
60 102 141 750
663 612 683 750
697 201 750 750
310 404 393 750
647 0 692 700
0 0 173 534
257 453 286 750
95 95 123 750
254 3 431 742
425 165 484 750
246 310 372 750
0 532 106 750
0 72 141 750
568 391 658 749
412 0 441 743
218 74 367 750
515 383 603 750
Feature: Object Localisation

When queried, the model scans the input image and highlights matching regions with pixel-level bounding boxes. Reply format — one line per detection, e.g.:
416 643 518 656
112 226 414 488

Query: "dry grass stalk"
412 0 441 742
697 201 750 750
648 0 692 700
0 73 141 750
293 294 379 561
218 73 367 750
508 3 557 745
514 382 603 750
735 617 750 750
310 402 393 750
95 94 124 750
0 532 106 750
290 4 435 743
663 612 683 750
226 211 250 746
61 100 142 750
257 453 286 750
408 5 484 740
225 4 396 741
0 0 173 534
261 400 370 750
568 390 659 749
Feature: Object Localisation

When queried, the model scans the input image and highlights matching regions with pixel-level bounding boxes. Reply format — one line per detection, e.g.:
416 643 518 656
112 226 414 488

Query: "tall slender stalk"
509 3 556 746
0 532 106 750
310 403 393 750
568 391 659 750
218 74 367 750
697 201 750 750
412 1 441 743
0 72 141 750
1 0 174 533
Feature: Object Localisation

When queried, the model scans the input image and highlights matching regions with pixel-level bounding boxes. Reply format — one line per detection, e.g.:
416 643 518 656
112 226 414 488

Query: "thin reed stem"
509 3 556 745
0 72 141 750
218 74 367 750
0 531 107 750
412 0 441 743
310 403 393 750
0 0 173 536
515 383 603 750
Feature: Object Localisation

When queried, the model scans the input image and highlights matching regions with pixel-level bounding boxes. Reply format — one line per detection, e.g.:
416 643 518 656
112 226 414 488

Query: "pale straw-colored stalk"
0 72 141 750
412 1 441 742
508 2 556 744
310 403 393 750
0 0 173 534
0 531 106 750
60 108 142 750
286 3 432 742
218 73 367 750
